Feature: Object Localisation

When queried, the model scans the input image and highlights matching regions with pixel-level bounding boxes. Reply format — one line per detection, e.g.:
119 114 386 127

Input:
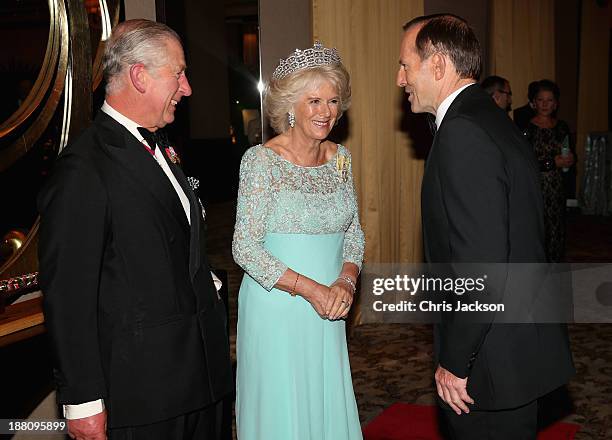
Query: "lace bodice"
232 144 365 290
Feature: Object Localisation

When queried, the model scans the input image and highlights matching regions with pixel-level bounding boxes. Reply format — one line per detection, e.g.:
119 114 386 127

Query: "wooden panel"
576 0 610 192
489 0 555 114
0 297 45 347
313 0 425 326
554 0 580 134
313 0 425 265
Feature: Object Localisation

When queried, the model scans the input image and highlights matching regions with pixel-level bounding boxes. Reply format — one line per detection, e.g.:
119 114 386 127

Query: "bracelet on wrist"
336 276 356 294
290 273 300 297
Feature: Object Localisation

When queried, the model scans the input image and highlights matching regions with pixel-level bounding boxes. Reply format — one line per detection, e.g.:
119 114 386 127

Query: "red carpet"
363 403 580 440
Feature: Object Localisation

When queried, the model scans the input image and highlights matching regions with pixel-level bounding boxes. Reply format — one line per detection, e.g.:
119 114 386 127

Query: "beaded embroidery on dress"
232 144 364 290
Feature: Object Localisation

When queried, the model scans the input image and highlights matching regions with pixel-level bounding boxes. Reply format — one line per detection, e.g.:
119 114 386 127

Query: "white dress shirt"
64 103 221 419
101 101 191 223
435 82 477 129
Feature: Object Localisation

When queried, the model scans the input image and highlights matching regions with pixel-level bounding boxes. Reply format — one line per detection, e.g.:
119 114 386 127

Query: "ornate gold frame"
0 0 120 284
0 0 68 173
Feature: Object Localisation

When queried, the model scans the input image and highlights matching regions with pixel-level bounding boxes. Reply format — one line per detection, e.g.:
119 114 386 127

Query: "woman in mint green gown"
232 43 364 440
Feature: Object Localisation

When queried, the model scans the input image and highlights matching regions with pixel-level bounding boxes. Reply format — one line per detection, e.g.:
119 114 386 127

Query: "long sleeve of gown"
232 148 288 290
342 156 365 269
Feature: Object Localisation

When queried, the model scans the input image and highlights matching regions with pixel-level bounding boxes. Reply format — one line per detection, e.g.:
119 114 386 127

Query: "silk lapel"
425 84 477 173
158 148 202 280
94 112 190 233
436 83 478 131
425 127 439 175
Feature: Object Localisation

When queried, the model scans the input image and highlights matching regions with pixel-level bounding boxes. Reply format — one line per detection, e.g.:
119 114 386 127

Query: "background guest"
481 75 512 112
524 79 575 262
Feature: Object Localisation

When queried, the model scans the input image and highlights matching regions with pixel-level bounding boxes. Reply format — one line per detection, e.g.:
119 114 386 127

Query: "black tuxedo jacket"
421 85 574 410
38 112 233 428
513 103 535 132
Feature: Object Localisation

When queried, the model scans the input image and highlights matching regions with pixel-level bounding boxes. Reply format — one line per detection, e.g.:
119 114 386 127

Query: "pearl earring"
288 112 295 128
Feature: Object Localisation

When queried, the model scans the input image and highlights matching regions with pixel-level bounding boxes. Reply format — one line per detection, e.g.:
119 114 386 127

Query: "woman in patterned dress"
232 43 364 440
524 80 575 262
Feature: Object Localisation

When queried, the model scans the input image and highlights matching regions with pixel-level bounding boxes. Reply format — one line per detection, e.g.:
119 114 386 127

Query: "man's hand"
435 365 474 415
67 410 107 440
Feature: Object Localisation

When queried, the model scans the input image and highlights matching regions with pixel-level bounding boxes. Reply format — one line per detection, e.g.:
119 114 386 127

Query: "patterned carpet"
206 201 612 439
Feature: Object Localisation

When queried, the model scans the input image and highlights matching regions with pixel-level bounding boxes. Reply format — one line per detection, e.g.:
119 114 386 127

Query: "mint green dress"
232 144 365 440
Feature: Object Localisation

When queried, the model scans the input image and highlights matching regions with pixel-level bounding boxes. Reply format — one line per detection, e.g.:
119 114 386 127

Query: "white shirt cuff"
63 399 105 419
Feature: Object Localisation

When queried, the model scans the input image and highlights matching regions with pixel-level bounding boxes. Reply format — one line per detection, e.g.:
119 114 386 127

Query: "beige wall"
259 0 312 81
576 0 610 190
489 0 556 117
312 0 425 266
124 0 156 21
425 0 491 77
124 0 231 140
555 0 580 133
259 0 312 140
183 0 231 139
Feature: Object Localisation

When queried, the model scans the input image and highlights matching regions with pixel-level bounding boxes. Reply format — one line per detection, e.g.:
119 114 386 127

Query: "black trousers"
440 400 538 440
108 401 222 440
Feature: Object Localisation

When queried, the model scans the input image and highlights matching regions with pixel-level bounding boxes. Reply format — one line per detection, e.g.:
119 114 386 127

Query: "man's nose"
396 68 406 88
180 73 192 96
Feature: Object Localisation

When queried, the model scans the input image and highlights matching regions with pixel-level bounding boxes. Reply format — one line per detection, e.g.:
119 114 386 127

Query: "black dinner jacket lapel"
94 111 190 235
423 84 479 262
157 145 203 281
425 84 479 171
438 83 479 129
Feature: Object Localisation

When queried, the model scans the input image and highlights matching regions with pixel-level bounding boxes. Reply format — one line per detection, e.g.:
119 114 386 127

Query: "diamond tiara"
271 41 342 81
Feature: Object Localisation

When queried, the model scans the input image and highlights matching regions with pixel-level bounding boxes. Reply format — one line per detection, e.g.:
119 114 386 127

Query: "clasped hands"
435 365 475 415
304 278 354 320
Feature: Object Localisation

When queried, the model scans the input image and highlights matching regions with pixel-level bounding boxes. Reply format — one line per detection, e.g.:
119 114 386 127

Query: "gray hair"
103 19 181 95
480 75 509 96
264 64 351 134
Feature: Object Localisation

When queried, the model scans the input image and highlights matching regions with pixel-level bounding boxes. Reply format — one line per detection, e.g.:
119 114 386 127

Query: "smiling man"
38 20 232 440
397 14 574 439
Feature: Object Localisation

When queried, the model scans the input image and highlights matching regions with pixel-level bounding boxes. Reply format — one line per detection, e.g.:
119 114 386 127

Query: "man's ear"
431 53 446 81
129 64 147 93
492 92 502 106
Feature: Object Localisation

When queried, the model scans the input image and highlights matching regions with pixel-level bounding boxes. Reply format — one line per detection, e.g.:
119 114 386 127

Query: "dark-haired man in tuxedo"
397 13 574 439
38 19 232 440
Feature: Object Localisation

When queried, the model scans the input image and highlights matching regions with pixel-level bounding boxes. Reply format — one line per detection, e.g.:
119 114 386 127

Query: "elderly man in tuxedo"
397 14 574 439
38 19 232 440
481 75 513 112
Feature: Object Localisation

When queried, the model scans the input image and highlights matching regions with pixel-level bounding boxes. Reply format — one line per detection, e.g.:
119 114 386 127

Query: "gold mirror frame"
92 1 119 92
0 0 120 283
0 0 68 173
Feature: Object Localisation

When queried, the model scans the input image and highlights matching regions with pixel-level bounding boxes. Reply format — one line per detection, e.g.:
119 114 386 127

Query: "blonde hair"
264 64 351 134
